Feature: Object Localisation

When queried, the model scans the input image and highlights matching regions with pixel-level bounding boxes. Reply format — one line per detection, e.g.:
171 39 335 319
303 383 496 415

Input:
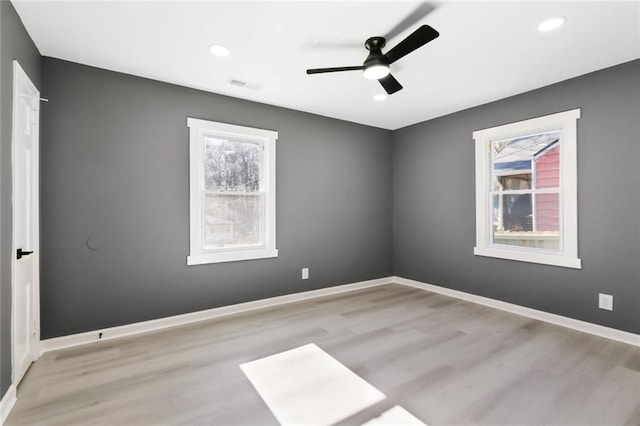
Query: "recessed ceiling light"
374 94 387 101
209 44 230 57
538 17 566 32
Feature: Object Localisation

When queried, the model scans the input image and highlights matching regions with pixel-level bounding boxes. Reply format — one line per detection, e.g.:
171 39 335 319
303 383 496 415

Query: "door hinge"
32 320 38 337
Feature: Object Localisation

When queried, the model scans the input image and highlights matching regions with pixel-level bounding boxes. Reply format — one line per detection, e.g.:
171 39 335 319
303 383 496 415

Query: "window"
473 109 581 269
187 118 277 265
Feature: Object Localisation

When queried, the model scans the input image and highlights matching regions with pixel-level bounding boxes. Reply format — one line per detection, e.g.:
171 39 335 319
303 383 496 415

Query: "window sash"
488 190 563 252
200 192 266 252
200 135 266 252
201 136 263 193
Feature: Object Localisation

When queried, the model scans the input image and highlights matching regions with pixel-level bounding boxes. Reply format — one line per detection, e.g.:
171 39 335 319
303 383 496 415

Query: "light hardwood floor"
7 284 640 425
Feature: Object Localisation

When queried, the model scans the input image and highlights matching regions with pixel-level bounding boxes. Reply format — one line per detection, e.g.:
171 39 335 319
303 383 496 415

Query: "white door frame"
11 60 41 385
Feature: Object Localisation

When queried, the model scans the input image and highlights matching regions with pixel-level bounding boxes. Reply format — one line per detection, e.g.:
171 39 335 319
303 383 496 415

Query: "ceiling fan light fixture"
363 64 390 80
538 17 566 32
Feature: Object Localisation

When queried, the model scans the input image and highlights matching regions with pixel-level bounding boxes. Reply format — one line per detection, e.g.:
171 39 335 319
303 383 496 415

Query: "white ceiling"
12 0 640 130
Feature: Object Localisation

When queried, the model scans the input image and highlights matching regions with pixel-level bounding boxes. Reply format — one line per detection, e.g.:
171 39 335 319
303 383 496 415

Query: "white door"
12 60 40 385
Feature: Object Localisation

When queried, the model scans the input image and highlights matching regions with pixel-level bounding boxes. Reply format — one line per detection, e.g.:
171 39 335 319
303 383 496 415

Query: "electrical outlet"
598 293 613 311
302 268 309 280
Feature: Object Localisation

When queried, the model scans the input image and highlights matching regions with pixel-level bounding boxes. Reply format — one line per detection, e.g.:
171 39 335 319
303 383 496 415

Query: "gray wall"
393 59 640 334
0 1 41 400
40 57 393 339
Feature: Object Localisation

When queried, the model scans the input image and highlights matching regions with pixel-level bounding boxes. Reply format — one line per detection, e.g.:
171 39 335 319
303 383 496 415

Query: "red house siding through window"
534 145 560 231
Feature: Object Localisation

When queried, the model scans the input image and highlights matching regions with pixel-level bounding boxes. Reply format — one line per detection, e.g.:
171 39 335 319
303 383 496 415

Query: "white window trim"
473 109 581 269
187 117 278 265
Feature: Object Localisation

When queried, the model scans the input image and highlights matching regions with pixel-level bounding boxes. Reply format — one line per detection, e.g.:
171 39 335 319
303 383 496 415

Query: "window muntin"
187 118 277 265
473 109 581 269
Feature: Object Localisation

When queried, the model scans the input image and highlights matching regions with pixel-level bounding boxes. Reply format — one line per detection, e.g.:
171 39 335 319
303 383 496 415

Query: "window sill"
187 248 278 265
474 246 581 269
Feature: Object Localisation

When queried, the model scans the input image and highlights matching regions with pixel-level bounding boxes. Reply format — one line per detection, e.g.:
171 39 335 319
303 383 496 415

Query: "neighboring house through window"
187 118 278 265
473 109 581 268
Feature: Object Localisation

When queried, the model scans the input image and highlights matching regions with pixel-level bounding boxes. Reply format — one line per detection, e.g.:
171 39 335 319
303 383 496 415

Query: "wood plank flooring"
7 284 640 425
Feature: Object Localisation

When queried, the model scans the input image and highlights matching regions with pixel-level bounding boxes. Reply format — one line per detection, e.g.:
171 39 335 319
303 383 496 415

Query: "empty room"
1 0 640 424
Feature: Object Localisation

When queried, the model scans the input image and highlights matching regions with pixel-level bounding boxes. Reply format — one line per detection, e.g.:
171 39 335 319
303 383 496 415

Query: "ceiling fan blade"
384 24 439 64
306 66 365 74
384 2 436 41
379 74 403 95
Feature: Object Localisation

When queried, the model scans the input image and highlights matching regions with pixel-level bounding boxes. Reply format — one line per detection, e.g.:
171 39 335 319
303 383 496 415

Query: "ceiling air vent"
228 77 260 90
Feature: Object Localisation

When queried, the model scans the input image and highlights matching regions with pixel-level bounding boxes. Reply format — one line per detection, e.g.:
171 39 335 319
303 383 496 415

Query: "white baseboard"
40 276 393 353
393 276 640 348
40 274 640 354
0 385 17 425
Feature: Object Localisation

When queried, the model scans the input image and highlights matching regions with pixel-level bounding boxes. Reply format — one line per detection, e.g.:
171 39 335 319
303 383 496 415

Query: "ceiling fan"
306 24 439 95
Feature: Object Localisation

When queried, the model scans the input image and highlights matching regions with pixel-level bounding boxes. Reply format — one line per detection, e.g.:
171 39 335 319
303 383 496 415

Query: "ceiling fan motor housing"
363 37 389 68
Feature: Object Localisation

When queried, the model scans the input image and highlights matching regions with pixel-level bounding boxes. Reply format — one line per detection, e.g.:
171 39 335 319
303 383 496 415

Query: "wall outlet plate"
302 268 309 280
598 293 613 311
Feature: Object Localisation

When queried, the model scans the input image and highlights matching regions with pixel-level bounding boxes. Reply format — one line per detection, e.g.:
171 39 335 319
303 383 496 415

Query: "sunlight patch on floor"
240 343 425 425
241 343 383 425
363 405 426 425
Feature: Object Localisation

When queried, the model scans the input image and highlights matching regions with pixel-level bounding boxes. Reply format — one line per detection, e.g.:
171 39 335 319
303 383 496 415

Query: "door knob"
17 248 34 260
